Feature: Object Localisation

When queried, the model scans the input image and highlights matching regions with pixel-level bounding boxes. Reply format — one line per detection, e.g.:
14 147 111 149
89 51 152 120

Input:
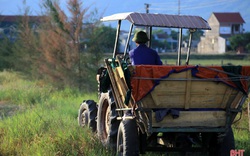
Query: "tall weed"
0 70 53 106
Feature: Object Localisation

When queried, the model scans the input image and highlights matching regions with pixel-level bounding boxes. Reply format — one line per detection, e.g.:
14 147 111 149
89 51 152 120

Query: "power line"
151 0 236 7
150 0 238 12
181 0 237 10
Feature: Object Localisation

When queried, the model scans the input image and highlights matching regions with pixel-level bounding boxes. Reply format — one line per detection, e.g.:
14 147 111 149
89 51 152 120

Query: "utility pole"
144 3 150 47
145 3 150 13
178 0 180 15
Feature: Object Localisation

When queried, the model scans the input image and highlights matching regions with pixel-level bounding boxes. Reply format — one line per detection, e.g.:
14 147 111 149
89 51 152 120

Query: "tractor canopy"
101 12 211 65
101 12 211 29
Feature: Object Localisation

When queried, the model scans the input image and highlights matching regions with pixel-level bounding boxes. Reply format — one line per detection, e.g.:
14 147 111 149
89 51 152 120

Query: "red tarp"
130 65 250 102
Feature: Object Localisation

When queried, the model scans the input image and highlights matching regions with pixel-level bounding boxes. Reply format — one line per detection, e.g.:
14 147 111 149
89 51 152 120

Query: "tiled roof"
213 12 245 23
0 15 45 23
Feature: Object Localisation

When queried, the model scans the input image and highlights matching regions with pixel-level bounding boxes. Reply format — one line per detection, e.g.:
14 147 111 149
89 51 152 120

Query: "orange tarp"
130 65 250 102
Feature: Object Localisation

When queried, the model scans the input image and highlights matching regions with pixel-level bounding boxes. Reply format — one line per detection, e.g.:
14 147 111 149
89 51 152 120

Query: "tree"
0 6 42 75
150 29 171 52
0 0 116 91
171 29 178 40
38 0 87 88
0 38 13 70
11 12 41 76
229 32 250 53
185 29 204 41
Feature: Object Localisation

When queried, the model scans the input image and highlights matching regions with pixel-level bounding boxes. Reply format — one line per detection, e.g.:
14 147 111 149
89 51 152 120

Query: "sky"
0 0 250 32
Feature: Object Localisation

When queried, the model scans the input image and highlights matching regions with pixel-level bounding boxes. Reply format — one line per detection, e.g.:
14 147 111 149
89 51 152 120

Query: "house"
153 32 176 53
198 12 245 54
0 15 45 41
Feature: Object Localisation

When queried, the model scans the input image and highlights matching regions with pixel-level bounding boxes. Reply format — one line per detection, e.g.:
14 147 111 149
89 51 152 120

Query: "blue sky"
0 0 250 32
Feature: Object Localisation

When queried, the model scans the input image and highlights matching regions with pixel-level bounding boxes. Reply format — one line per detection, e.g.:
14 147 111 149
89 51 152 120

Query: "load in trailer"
78 12 250 155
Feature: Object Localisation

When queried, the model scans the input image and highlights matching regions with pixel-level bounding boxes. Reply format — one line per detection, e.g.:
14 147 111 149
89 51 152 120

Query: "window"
234 25 239 32
219 26 231 34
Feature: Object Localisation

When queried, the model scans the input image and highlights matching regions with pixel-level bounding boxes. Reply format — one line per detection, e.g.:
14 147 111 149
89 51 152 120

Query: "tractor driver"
129 31 162 65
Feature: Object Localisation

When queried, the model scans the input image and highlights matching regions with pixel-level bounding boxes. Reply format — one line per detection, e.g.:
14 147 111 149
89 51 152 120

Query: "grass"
0 70 111 156
232 99 250 155
0 69 249 155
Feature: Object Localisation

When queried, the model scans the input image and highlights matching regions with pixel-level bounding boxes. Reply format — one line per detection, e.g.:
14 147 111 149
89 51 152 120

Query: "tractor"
78 12 250 156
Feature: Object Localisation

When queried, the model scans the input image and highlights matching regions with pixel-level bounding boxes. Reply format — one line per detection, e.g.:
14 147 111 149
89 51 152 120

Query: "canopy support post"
186 29 196 65
113 20 121 58
177 28 183 65
124 24 134 57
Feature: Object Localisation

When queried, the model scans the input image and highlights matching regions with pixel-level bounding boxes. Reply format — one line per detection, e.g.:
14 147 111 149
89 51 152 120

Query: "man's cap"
132 31 149 43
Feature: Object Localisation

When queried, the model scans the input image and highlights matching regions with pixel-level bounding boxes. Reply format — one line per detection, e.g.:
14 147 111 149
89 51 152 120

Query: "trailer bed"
106 58 250 131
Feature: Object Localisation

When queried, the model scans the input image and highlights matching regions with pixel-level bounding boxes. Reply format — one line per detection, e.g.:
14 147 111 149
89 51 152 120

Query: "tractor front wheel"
78 100 97 132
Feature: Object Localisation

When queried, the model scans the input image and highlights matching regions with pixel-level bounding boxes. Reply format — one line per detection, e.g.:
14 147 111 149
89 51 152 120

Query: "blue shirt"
129 44 162 65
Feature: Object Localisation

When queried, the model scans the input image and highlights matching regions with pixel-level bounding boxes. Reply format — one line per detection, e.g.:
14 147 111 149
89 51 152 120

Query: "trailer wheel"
97 91 119 149
219 127 235 155
78 100 97 132
209 127 235 156
117 119 139 156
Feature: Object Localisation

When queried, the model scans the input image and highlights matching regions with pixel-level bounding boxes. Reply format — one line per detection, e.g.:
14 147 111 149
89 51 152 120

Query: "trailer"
78 12 250 155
